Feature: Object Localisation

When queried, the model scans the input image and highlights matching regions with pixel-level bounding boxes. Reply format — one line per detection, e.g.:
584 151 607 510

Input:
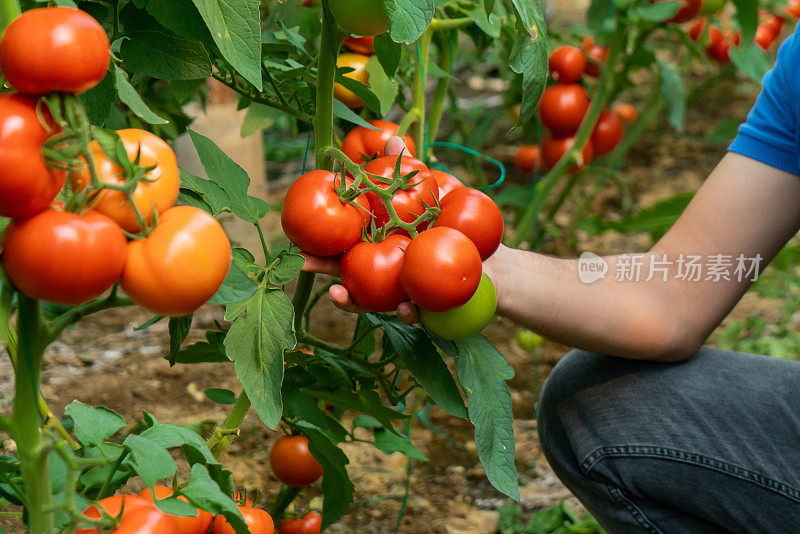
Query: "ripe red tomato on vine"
278 512 322 534
344 35 375 55
340 234 410 312
0 93 66 219
341 120 416 165
212 507 274 534
335 53 370 109
270 436 323 487
75 495 175 534
120 206 231 316
548 46 586 84
281 170 370 256
71 129 180 233
0 7 110 95
138 485 212 534
613 102 637 123
362 155 438 230
582 37 608 77
591 111 624 156
514 145 540 174
2 207 127 305
433 188 504 261
538 84 591 137
541 136 594 171
430 170 465 198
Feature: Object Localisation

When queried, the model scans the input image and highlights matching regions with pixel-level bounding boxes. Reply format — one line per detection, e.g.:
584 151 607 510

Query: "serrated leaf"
373 33 401 77
332 99 377 128
224 289 295 429
510 0 548 126
170 330 230 364
657 60 685 131
139 421 218 464
373 429 428 460
65 402 125 447
121 26 212 80
370 315 466 417
267 251 305 286
384 0 435 44
190 0 263 89
113 64 168 124
444 336 519 500
208 262 258 304
123 435 177 488
297 422 354 529
169 315 193 363
80 70 115 126
187 130 269 222
182 464 248 534
145 0 213 44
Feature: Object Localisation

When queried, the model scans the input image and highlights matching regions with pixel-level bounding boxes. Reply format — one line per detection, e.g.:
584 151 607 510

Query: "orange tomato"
71 129 180 233
76 495 176 534
212 506 274 534
612 102 637 123
138 486 213 534
334 53 370 109
120 206 231 316
514 145 540 174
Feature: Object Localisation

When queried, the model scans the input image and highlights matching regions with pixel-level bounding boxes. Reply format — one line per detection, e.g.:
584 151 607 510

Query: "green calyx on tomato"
362 155 438 232
420 274 497 341
329 0 389 37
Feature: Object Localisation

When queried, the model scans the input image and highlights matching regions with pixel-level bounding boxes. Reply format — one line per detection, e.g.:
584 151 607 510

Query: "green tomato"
516 328 544 351
700 0 726 15
328 0 389 37
420 274 496 341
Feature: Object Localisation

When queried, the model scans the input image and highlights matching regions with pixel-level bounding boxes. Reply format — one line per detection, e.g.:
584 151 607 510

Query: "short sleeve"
729 30 800 175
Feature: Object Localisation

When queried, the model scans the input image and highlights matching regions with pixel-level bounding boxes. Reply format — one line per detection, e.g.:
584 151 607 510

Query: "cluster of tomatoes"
0 7 230 317
689 11 787 63
76 435 323 534
513 44 636 175
282 120 504 341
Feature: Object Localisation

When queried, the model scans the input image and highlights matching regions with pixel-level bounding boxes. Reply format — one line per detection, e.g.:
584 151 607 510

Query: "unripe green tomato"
700 0 726 15
516 328 544 351
420 274 496 341
329 0 389 37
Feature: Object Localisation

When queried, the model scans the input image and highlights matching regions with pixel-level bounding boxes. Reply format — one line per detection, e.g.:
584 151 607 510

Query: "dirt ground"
0 36 781 534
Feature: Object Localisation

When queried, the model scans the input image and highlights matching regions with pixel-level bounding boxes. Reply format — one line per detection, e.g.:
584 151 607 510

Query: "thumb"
384 136 409 157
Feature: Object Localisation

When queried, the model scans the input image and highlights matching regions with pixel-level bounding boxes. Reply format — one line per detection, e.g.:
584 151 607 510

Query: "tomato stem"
411 29 433 158
207 391 252 460
426 29 456 159
269 485 301 520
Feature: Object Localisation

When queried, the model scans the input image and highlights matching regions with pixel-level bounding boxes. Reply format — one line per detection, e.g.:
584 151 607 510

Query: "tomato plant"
71 129 180 233
120 206 231 316
538 84 591 137
277 512 322 534
269 436 324 488
548 46 586 84
362 155 438 229
590 111 625 156
2 207 127 305
514 145 541 174
281 170 370 256
400 227 483 312
339 234 411 312
0 7 109 95
0 93 65 219
541 136 594 171
139 486 213 534
334 53 369 109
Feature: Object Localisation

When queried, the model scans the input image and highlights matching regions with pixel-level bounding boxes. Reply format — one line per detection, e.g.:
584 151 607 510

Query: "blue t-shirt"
729 30 800 175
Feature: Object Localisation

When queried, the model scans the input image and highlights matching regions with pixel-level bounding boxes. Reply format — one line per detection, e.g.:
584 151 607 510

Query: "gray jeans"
537 348 800 533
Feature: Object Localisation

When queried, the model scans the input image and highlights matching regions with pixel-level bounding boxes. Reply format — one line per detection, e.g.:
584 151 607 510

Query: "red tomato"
659 0 701 23
71 129 180 233
344 35 375 55
212 507 274 534
612 102 637 123
281 170 370 256
755 22 778 50
0 93 65 219
764 13 785 35
340 234 410 312
706 27 739 64
120 206 231 316
548 46 586 84
138 486 213 534
538 84 591 137
0 7 109 95
433 188 503 260
430 170 465 198
278 512 322 534
362 156 438 230
269 436 323 487
688 17 707 42
400 227 482 312
514 145 540 174
341 120 416 165
2 207 126 305
76 495 175 534
785 0 800 18
334 53 369 109
590 111 624 156
541 136 594 171
582 37 608 77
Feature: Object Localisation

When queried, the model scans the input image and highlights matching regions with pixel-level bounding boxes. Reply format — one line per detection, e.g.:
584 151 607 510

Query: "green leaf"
180 169 233 217
145 0 213 44
445 336 519 500
120 26 212 80
307 388 408 432
169 315 193 363
122 434 177 488
241 103 278 137
587 0 615 30
267 251 305 287
113 64 168 124
510 0 548 127
224 289 295 429
188 130 269 223
65 402 125 447
139 421 218 464
80 70 116 126
365 55 399 116
370 315 467 418
152 496 199 517
334 71 382 113
730 44 770 84
634 1 678 21
297 422 354 529
169 330 230 364
208 262 258 304
190 0 263 89
657 60 685 131
373 428 428 460
182 464 249 534
578 192 693 241
333 99 377 128
206 388 237 404
373 33 401 77
732 0 758 43
384 0 435 44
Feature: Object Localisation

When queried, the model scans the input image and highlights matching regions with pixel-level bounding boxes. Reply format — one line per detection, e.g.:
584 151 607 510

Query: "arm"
488 152 800 361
